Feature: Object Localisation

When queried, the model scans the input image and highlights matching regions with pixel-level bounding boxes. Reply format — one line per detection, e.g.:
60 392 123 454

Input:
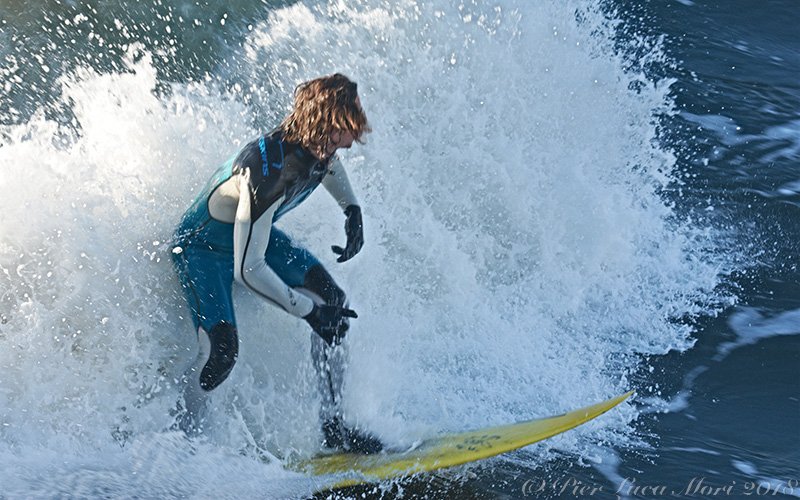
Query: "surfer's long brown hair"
280 73 371 159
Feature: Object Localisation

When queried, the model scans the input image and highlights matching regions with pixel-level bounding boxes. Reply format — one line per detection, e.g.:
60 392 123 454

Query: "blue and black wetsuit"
172 128 359 432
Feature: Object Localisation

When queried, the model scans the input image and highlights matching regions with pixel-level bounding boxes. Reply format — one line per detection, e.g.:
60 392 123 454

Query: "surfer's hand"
331 205 363 263
304 304 358 346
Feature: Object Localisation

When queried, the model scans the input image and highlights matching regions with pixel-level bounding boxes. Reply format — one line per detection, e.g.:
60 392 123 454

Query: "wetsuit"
171 128 359 433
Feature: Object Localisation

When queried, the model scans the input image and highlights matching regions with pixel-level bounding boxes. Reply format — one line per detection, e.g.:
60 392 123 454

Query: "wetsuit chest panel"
233 131 328 223
274 157 328 220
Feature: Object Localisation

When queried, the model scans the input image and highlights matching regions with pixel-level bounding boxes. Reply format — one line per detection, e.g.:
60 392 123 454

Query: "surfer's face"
330 129 356 150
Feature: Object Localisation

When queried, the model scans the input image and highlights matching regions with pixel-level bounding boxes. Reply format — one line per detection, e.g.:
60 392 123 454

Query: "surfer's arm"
233 170 315 318
321 156 359 210
322 156 364 262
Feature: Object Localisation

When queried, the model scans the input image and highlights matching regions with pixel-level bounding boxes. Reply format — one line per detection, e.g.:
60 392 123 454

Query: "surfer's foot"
322 417 383 454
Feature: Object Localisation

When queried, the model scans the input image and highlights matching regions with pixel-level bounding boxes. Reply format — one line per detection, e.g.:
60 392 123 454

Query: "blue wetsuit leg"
172 244 238 392
173 219 328 330
173 226 338 406
172 245 236 333
265 227 321 288
173 227 316 329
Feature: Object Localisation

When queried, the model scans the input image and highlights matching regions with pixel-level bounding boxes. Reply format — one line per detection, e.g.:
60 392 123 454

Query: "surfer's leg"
308 301 381 452
172 245 238 434
264 228 381 453
263 228 346 416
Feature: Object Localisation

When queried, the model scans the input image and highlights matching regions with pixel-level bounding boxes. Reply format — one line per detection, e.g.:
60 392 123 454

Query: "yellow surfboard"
289 391 633 490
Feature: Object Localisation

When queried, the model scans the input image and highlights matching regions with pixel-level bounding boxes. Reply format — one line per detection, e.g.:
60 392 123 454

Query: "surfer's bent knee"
198 321 239 391
303 264 347 307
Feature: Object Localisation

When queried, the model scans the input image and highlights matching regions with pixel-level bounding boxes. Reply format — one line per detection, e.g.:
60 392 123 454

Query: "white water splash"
0 0 733 496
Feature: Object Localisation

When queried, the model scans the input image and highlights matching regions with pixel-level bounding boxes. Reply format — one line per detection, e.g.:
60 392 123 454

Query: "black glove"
331 205 363 263
304 304 358 345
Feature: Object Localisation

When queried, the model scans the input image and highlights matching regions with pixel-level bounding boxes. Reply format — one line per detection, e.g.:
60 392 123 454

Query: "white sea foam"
719 307 800 360
0 0 732 495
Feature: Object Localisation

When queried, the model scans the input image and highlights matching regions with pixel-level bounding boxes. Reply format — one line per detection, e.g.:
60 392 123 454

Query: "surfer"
171 73 382 454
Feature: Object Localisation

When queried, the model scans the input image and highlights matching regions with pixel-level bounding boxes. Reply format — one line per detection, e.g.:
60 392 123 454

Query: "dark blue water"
1 1 798 498
605 1 800 498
